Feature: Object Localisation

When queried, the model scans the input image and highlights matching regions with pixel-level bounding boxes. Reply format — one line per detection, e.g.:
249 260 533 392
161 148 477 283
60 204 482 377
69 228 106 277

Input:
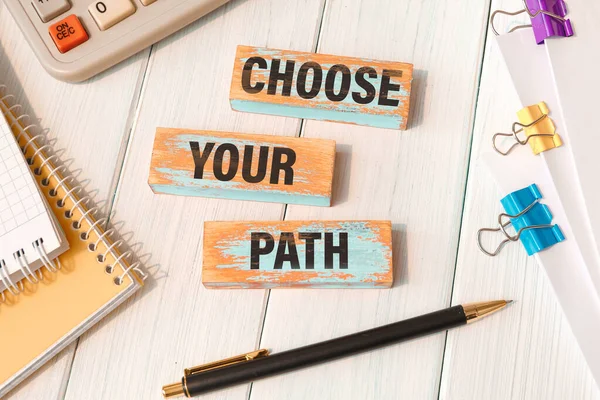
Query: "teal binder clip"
477 184 565 256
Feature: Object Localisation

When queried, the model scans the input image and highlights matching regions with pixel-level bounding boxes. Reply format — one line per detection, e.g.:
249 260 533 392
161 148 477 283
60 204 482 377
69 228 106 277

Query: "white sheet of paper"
496 29 600 300
482 147 600 388
545 0 600 280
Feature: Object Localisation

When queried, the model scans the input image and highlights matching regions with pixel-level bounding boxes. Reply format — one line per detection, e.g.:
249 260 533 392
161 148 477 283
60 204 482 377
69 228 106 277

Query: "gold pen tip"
463 300 513 323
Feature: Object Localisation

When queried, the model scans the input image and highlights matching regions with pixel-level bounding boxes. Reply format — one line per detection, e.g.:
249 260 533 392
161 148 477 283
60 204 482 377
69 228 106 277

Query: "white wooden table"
1 0 599 398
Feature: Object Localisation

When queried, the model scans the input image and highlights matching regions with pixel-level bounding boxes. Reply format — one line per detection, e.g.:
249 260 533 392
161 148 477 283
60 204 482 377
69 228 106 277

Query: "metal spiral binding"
14 249 41 284
0 259 24 296
33 239 61 273
0 85 147 299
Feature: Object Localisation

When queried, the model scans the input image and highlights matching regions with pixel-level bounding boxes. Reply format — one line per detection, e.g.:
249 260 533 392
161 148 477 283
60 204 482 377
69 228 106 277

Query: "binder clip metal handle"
491 0 568 36
477 199 553 256
492 114 554 156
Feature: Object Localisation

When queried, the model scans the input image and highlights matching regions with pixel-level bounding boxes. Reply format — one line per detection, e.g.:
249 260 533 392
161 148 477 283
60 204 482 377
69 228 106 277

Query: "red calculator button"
49 15 89 54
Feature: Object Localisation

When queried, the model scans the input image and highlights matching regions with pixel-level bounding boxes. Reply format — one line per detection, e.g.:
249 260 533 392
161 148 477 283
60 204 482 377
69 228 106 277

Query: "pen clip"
184 349 270 376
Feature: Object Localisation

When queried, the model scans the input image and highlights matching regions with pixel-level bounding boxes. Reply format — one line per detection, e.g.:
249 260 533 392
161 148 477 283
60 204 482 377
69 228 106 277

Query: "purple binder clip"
526 0 573 44
490 0 574 44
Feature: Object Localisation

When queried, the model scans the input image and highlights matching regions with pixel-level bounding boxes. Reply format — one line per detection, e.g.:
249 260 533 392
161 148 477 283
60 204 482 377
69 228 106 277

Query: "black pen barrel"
184 305 467 396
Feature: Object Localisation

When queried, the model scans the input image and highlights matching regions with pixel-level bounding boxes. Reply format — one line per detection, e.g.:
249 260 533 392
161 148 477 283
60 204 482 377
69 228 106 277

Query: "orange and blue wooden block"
202 220 394 288
230 46 413 130
149 128 336 206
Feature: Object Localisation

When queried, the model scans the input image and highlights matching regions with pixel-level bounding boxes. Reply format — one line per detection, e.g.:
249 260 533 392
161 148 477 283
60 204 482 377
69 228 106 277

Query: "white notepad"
495 29 600 301
483 18 600 387
482 147 600 389
544 0 600 279
0 111 68 291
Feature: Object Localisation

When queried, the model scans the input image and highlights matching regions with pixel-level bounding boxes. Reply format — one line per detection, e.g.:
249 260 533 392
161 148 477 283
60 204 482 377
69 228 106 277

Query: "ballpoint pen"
162 300 512 398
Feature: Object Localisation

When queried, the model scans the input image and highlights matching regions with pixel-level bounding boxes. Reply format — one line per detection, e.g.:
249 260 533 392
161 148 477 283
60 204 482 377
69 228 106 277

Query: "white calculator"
3 0 230 82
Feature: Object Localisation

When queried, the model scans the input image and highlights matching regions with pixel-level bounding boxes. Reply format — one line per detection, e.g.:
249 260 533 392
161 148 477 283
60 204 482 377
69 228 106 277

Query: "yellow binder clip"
493 101 563 156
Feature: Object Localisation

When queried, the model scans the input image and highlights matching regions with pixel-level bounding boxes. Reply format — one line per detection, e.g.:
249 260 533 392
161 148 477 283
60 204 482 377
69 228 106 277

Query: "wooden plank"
439 0 600 398
0 1 149 398
61 1 328 399
230 46 413 130
203 220 393 288
249 0 492 399
149 128 336 206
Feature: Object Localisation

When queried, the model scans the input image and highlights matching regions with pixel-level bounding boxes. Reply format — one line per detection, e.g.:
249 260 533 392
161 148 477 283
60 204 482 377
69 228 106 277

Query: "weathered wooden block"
149 128 336 206
203 220 393 289
230 46 413 130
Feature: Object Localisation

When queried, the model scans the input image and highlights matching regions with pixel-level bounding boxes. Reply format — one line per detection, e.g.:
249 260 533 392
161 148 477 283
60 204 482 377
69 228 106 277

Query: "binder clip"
491 0 574 44
492 102 562 156
477 184 565 256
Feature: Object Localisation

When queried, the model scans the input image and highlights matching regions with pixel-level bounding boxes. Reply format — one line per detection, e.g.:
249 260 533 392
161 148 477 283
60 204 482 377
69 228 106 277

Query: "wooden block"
149 128 336 206
203 221 393 289
230 45 413 130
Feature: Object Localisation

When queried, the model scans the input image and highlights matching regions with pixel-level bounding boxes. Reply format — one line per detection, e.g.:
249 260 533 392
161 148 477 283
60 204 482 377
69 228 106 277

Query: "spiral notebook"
0 112 69 290
0 84 146 397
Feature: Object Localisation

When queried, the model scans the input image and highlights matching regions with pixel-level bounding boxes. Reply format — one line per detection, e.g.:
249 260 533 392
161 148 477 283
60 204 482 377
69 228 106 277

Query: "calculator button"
32 0 71 23
88 0 135 31
48 15 89 53
139 0 156 5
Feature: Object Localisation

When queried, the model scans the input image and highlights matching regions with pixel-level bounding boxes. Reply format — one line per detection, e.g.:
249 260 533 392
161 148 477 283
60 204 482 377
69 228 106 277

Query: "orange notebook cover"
0 85 145 397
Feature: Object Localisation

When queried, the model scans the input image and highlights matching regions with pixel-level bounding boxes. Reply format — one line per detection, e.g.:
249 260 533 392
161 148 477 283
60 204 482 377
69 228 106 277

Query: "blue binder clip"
477 184 565 256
